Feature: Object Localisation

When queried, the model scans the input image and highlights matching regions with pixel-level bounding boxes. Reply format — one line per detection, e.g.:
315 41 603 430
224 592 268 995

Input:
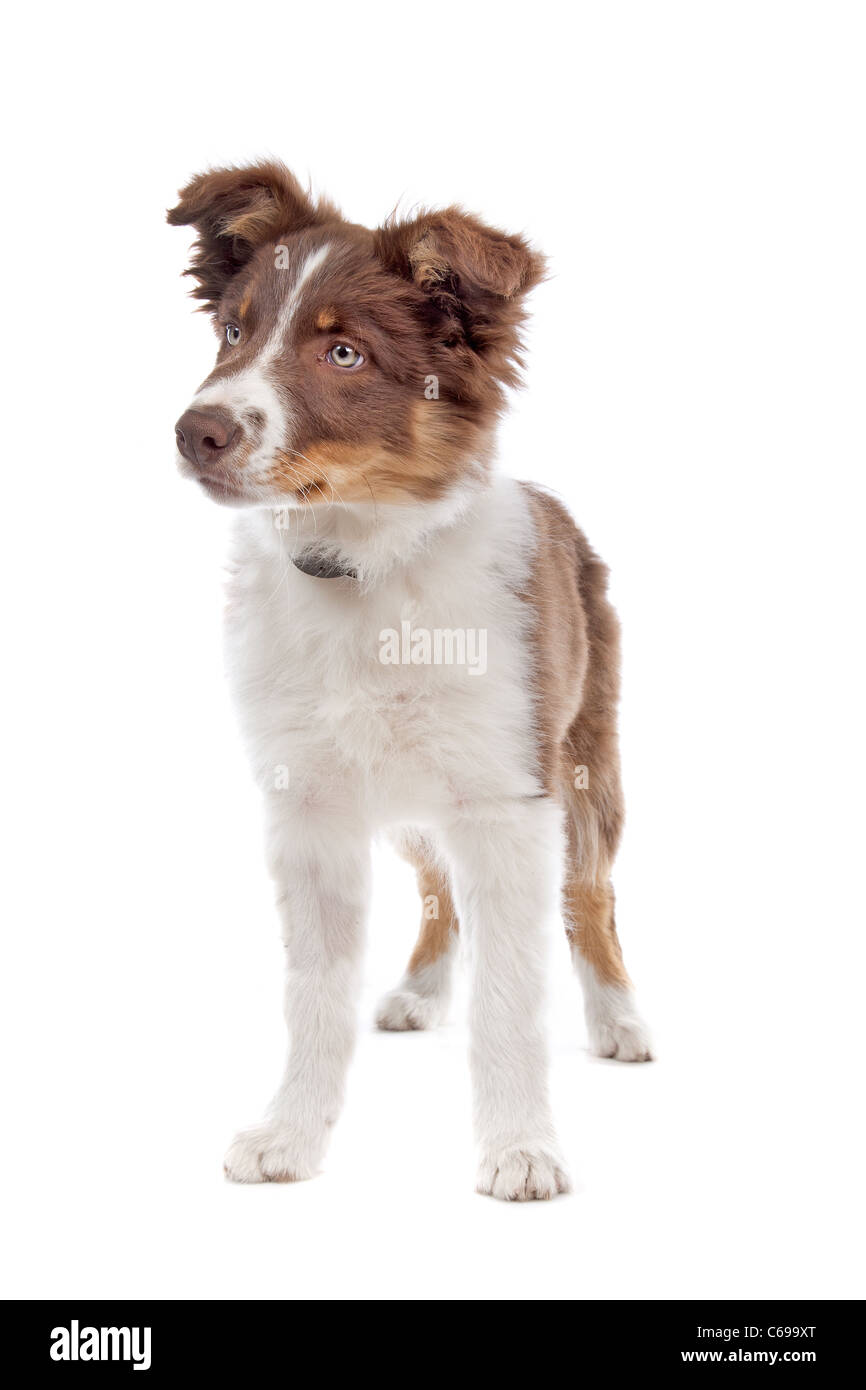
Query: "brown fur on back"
520 485 629 984
519 483 623 849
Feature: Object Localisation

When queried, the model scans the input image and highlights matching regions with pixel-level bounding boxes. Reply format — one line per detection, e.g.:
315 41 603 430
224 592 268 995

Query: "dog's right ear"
167 161 333 312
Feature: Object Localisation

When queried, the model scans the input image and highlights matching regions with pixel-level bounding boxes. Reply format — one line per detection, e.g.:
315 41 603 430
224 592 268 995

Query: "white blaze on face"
188 243 331 478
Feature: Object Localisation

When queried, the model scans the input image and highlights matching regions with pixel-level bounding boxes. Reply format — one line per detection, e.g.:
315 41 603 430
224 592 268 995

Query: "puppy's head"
168 162 544 508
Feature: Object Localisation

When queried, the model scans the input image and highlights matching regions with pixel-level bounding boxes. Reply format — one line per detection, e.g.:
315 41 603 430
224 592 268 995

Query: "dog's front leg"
440 798 571 1201
224 797 370 1184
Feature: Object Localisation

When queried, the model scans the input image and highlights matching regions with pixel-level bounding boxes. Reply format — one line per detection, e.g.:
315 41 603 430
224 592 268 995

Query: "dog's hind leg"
375 832 458 1031
563 718 653 1063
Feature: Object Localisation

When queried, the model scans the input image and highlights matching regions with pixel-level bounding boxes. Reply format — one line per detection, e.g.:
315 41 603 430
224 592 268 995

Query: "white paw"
477 1145 571 1202
375 987 444 1032
589 1012 654 1062
579 972 654 1062
223 1124 320 1184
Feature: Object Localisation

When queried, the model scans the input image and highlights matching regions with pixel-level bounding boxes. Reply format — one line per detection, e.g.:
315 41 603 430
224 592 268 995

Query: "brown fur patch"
167 161 338 313
518 486 588 793
399 838 459 972
518 484 624 863
375 207 546 394
520 484 629 980
563 876 630 986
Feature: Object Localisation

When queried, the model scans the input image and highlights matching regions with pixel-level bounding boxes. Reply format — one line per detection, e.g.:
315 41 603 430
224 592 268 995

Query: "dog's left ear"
374 208 546 383
167 161 334 312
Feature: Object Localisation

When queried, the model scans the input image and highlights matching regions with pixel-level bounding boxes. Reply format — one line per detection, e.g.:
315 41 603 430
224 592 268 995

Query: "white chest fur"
223 475 542 829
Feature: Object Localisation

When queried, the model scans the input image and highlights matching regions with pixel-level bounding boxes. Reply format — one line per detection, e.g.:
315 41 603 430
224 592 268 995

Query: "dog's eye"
327 343 363 369
226 324 242 347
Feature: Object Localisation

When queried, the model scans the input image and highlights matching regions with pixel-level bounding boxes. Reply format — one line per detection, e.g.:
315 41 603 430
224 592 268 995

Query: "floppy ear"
374 207 547 384
167 161 334 312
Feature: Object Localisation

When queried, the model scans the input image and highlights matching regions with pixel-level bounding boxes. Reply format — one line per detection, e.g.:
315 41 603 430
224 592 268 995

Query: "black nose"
175 408 240 467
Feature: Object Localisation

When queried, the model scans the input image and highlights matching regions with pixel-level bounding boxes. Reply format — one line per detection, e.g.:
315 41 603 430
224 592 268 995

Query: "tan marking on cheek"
322 407 485 501
260 403 492 504
264 452 329 497
264 443 393 503
316 308 338 331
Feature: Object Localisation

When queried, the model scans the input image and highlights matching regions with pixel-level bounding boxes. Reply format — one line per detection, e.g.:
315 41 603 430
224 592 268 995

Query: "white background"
2 1 864 1301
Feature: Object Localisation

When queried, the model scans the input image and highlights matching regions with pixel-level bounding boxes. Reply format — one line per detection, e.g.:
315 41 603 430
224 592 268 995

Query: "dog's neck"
250 475 490 589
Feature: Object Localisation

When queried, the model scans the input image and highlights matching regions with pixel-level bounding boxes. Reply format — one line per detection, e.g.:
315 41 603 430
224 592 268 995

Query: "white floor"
4 834 861 1302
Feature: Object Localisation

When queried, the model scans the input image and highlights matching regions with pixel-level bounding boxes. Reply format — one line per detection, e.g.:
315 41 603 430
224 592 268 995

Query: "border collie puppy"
169 162 652 1201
